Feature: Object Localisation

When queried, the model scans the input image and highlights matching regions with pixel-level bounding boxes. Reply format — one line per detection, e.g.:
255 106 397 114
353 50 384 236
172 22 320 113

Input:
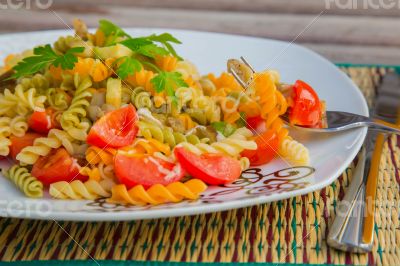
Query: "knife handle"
362 133 385 244
370 118 400 135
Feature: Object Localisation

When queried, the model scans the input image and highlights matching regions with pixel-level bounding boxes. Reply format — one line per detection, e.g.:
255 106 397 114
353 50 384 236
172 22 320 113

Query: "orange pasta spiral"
126 69 155 92
208 72 242 92
70 57 110 82
86 146 117 165
252 71 288 141
121 138 171 156
108 179 207 205
155 55 178 72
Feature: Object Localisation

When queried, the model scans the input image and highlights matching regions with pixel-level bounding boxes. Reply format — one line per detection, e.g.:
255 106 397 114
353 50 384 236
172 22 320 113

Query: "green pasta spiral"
138 120 206 148
47 88 69 110
61 74 92 141
131 86 152 109
18 73 50 94
4 165 43 198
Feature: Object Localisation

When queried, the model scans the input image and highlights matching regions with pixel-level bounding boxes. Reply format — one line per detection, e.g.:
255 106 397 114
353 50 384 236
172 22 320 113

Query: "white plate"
0 29 368 221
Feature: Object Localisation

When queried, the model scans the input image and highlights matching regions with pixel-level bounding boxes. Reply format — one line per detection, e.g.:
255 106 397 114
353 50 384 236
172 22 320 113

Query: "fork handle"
368 119 400 134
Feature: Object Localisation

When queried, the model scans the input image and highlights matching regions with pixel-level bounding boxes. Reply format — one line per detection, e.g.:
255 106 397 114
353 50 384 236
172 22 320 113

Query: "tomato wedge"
114 152 184 189
28 108 59 134
289 80 322 127
87 104 138 148
9 132 44 161
241 130 279 166
31 148 87 185
174 147 242 185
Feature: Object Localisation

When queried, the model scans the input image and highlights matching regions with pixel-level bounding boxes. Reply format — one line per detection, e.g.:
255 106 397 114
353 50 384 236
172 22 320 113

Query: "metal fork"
229 56 400 135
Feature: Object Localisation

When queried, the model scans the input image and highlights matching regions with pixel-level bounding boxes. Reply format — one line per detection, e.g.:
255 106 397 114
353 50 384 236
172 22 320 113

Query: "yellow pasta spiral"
279 136 309 165
86 146 117 165
49 179 115 200
0 117 11 156
155 55 178 72
178 127 257 158
17 129 74 165
4 165 43 198
108 179 207 205
60 75 93 141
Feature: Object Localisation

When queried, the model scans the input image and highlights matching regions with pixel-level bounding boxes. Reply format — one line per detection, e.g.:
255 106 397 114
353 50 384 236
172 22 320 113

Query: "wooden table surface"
1 0 399 65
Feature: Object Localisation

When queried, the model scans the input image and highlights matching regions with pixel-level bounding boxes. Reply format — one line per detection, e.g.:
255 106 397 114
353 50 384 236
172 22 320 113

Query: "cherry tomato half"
28 108 60 134
87 104 138 148
241 130 279 166
289 80 322 127
31 148 87 185
114 152 184 189
174 147 242 185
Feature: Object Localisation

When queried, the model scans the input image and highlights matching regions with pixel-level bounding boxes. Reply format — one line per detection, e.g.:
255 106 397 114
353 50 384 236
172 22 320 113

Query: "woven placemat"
0 66 399 266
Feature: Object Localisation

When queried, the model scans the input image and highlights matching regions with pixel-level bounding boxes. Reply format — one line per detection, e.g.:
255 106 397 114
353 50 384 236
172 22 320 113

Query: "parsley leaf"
151 71 187 98
115 56 142 80
120 38 169 59
211 122 237 137
53 46 85 69
146 33 182 59
99 19 131 46
11 45 84 79
136 44 169 59
119 37 152 51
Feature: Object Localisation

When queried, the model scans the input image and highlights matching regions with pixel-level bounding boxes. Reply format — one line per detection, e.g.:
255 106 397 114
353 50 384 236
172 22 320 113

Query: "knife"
328 71 400 252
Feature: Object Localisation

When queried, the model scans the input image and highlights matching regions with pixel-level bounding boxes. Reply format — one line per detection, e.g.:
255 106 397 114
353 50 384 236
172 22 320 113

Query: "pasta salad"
0 19 325 205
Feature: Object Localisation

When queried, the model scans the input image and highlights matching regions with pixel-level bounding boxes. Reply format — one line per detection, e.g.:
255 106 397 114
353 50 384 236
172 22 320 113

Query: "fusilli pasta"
17 129 74 164
3 165 43 198
108 179 207 205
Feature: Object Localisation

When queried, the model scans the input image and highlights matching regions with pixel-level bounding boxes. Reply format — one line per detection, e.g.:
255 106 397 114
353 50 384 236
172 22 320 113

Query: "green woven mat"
0 66 399 266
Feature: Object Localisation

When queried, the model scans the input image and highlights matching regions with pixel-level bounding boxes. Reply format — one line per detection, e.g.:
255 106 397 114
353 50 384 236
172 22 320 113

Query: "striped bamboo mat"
0 66 399 266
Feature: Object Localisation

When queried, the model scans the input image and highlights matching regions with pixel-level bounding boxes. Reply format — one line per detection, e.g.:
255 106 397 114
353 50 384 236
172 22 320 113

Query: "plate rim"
0 28 368 221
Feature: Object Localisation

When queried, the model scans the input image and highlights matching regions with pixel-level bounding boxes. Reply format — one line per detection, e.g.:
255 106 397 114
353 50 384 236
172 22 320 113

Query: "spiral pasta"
155 55 178 72
49 179 115 200
0 117 11 156
9 115 28 137
121 138 171 156
138 120 206 148
60 75 93 141
279 137 310 165
3 165 43 198
71 57 110 82
131 86 152 109
46 88 70 111
17 129 74 165
126 69 155 92
178 127 257 158
54 35 93 58
86 146 117 165
108 179 207 205
252 71 288 141
18 73 51 93
175 60 200 81
0 86 46 116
